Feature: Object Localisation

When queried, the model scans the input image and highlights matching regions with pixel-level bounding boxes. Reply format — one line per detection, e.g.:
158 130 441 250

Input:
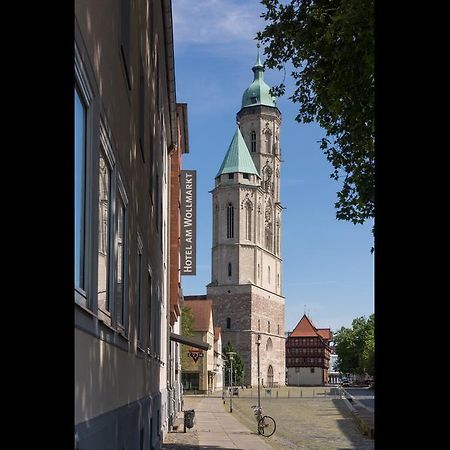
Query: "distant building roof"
183 298 213 332
317 328 332 340
216 127 259 177
290 314 332 342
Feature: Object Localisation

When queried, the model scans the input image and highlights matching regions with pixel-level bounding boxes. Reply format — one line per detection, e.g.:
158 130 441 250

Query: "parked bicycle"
251 405 276 437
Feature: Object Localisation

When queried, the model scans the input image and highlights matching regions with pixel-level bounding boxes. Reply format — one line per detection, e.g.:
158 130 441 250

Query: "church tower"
207 52 285 387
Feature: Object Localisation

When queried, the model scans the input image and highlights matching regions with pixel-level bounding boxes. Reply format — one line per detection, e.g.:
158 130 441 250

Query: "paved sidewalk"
162 396 274 450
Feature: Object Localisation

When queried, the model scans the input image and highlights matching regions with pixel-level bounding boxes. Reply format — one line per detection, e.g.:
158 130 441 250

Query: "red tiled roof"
290 315 332 342
317 328 332 340
290 314 318 337
183 299 213 332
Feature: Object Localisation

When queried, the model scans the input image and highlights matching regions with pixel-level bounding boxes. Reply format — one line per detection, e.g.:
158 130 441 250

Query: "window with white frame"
75 41 95 310
75 86 87 293
136 235 143 347
97 147 113 316
115 180 128 332
147 271 152 353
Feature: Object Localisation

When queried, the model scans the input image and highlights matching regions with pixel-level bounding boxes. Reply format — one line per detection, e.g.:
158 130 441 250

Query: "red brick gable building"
286 314 332 386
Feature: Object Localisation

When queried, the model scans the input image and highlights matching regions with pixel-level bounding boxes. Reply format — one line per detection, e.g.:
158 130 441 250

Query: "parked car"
340 377 350 387
368 380 375 390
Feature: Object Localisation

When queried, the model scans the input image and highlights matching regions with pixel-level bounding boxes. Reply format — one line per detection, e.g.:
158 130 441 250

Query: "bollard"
300 390 302 398
276 390 279 398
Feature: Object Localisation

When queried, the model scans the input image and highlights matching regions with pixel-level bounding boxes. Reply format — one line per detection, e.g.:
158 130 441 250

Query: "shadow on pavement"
162 445 241 450
332 398 374 446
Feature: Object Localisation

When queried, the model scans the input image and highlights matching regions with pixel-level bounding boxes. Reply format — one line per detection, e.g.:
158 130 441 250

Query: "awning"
170 332 211 351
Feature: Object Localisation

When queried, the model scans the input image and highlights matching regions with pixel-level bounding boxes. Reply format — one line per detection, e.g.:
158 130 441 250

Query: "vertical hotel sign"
180 170 196 275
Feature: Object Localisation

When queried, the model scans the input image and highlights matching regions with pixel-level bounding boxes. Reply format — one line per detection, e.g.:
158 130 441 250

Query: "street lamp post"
256 334 261 412
226 351 236 413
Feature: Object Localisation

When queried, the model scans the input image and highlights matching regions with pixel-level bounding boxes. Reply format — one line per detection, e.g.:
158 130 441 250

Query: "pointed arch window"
228 262 232 277
227 203 234 238
245 200 252 241
251 131 256 152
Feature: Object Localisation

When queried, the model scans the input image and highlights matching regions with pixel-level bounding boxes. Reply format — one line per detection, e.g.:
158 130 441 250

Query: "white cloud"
172 0 265 56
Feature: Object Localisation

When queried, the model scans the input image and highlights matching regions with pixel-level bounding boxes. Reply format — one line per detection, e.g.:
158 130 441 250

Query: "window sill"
75 301 97 319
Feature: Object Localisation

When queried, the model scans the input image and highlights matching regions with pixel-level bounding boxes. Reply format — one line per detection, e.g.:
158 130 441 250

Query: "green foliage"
257 0 374 247
181 306 195 337
181 306 195 368
223 341 245 386
334 314 374 376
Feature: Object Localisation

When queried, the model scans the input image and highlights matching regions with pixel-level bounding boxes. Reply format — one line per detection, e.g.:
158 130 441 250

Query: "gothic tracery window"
227 203 234 238
245 199 253 240
263 165 273 193
251 130 256 152
265 200 273 251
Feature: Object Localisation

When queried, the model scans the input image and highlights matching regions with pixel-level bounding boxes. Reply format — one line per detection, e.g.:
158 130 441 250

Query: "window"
228 262 232 277
311 368 315 373
147 272 152 352
136 236 143 346
97 148 112 314
138 57 145 162
268 266 270 283
75 87 86 292
227 203 234 238
228 173 234 179
257 264 260 279
258 319 260 331
277 324 280 335
243 173 249 179
226 317 231 329
75 40 96 309
268 321 271 333
120 0 131 89
115 189 127 330
251 131 256 152
245 201 252 240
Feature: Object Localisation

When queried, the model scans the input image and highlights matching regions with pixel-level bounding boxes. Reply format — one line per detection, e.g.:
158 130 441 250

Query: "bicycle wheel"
258 415 276 437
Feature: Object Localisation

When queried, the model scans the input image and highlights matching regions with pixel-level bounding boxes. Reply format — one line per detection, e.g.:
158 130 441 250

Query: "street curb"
341 389 374 439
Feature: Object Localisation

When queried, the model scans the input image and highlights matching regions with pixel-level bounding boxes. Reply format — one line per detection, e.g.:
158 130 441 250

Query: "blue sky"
172 0 374 333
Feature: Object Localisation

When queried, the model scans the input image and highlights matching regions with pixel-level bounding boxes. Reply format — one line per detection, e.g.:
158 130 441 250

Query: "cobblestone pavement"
230 395 374 450
162 389 374 450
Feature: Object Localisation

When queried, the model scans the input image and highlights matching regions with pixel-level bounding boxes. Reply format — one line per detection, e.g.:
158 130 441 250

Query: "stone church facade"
207 54 285 387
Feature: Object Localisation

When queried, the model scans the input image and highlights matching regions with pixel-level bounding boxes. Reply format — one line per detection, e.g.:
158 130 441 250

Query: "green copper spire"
241 49 276 108
216 127 260 178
